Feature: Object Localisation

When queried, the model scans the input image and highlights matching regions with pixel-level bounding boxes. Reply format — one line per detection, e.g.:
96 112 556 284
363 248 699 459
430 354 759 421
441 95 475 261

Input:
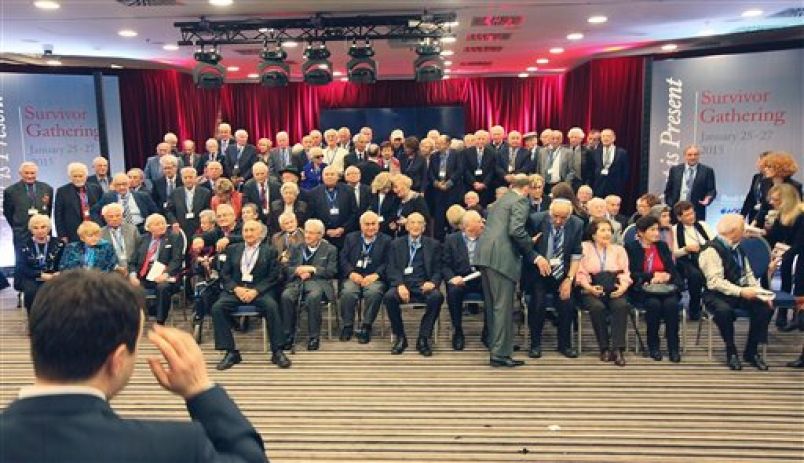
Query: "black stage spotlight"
192 47 225 89
414 39 444 82
346 40 377 84
258 42 290 87
302 42 332 86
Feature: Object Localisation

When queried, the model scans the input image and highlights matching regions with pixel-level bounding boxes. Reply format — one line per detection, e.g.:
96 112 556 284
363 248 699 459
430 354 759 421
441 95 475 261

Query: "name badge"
508 166 514 173
28 208 38 216
549 258 562 268
378 216 385 223
242 273 254 283
600 168 609 176
439 172 446 180
356 259 366 269
163 202 169 208
263 208 269 215
83 210 90 217
185 212 195 219
474 169 483 176
404 266 414 275
330 207 340 215
754 203 761 211
218 254 227 262
547 168 554 176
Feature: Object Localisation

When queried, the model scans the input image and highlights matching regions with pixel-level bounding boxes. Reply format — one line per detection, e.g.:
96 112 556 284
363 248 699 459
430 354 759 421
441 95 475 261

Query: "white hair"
180 166 197 177
102 202 124 216
305 218 325 234
19 161 38 173
359 210 379 224
716 213 745 235
67 162 88 176
144 213 167 232
235 129 248 138
568 127 585 138
159 154 178 168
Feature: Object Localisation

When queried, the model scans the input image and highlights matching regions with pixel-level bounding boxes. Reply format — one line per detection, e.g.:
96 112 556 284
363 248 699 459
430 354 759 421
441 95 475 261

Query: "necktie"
354 186 360 208
283 148 290 166
167 179 174 196
26 184 36 203
79 187 90 221
685 167 694 199
121 195 133 224
260 183 267 209
112 228 125 257
509 148 516 170
139 239 160 278
551 227 565 280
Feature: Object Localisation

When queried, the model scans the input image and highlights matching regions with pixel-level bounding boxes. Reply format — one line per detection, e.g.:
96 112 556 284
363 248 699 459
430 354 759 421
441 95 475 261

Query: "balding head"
716 213 746 244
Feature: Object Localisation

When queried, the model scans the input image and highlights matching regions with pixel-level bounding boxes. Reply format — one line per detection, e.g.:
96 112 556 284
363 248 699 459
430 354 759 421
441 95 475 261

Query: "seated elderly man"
191 204 243 256
586 197 623 244
211 219 290 370
442 210 485 351
699 213 773 371
383 212 444 356
309 165 358 249
280 219 338 351
128 213 184 324
93 172 157 233
576 185 593 212
100 203 140 271
127 167 149 193
338 211 392 343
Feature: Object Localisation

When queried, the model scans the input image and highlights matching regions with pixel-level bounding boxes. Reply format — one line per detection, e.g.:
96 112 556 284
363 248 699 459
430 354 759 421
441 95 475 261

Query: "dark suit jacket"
92 190 158 225
269 147 306 177
463 146 497 191
54 183 102 242
664 163 717 220
220 241 281 295
224 144 258 181
194 225 244 249
441 232 477 281
309 184 359 232
151 176 184 212
367 192 400 236
495 147 534 181
217 137 235 156
592 146 629 197
15 237 65 282
0 386 266 463
428 150 464 192
740 173 765 222
204 151 226 167
166 186 212 238
182 153 209 173
357 159 382 187
86 175 111 193
347 183 372 215
625 239 682 298
386 235 442 288
401 154 428 192
285 240 338 300
568 144 595 189
522 211 584 287
128 232 184 278
339 231 391 279
3 180 53 242
393 194 430 237
487 141 509 160
269 199 309 235
242 179 282 221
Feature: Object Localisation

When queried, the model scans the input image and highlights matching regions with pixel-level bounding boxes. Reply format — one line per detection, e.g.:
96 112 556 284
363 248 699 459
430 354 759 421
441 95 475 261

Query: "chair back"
622 224 638 244
740 236 771 278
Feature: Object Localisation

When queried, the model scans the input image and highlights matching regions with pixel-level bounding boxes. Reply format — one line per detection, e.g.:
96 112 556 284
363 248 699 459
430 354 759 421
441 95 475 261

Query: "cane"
628 308 646 355
291 280 304 355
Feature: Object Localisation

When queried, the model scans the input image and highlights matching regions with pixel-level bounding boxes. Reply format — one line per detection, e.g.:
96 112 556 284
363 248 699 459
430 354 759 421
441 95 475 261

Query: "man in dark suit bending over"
663 145 717 221
0 269 268 463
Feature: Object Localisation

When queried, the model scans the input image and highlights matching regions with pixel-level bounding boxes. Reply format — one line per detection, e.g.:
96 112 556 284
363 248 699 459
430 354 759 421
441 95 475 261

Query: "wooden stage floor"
1 286 802 462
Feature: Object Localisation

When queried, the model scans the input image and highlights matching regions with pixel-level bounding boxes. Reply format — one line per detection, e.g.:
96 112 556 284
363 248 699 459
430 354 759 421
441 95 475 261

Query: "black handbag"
591 271 620 295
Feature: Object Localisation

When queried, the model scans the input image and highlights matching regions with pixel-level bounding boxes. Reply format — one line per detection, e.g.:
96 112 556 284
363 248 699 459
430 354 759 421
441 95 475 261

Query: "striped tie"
551 227 565 280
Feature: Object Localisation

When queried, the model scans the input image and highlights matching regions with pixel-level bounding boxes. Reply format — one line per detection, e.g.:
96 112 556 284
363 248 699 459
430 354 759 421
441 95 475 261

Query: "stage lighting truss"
302 42 332 86
258 41 290 87
192 46 226 89
346 40 377 84
414 38 445 82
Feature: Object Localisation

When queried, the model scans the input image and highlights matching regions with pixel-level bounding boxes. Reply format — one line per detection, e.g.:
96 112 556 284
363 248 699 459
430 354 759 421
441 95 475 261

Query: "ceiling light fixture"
193 47 226 89
741 9 763 18
443 60 452 66
442 75 450 80
347 40 377 84
526 66 538 72
415 38 445 82
697 28 716 36
226 66 239 72
258 40 290 87
536 58 549 64
444 68 452 74
661 43 678 51
281 41 299 48
247 73 259 79
518 73 529 78
447 21 460 27
163 44 179 51
587 15 607 24
566 32 584 40
549 47 564 54
118 29 138 38
440 34 457 44
209 0 234 6
302 41 333 85
340 77 349 82
110 64 124 69
440 49 454 56
45 59 62 66
34 1 60 9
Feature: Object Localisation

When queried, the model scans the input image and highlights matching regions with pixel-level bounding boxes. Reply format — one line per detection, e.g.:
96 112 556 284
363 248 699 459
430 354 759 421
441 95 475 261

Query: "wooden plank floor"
1 287 802 462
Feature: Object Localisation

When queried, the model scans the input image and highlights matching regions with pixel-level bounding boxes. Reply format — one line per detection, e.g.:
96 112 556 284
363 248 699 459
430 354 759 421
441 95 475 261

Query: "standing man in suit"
664 145 717 221
338 211 391 343
538 130 575 196
87 156 111 193
464 130 497 207
343 133 369 169
567 127 595 191
181 139 208 174
338 127 352 151
93 173 157 232
475 174 537 367
442 210 485 351
523 200 583 359
3 161 53 248
309 166 358 249
593 129 629 198
211 219 290 370
0 269 268 463
100 202 140 271
127 168 149 193
203 138 224 166
280 219 338 351
241 162 281 224
269 131 305 179
344 166 372 216
225 129 257 187
166 167 212 239
216 122 234 157
383 213 444 356
487 125 508 159
399 137 428 193
54 162 102 243
496 131 533 188
143 142 175 187
428 135 465 240
151 155 183 213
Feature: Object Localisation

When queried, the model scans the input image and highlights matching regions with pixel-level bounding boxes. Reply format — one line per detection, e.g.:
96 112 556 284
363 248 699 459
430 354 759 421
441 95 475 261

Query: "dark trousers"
446 279 483 334
193 281 220 320
339 280 385 328
677 259 705 317
580 294 630 351
211 292 284 353
383 286 444 339
636 293 680 352
18 278 42 314
527 277 575 350
703 293 772 357
280 281 328 339
142 280 177 323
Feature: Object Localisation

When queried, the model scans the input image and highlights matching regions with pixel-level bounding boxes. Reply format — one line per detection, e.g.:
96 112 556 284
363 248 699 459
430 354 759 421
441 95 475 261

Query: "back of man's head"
29 269 143 382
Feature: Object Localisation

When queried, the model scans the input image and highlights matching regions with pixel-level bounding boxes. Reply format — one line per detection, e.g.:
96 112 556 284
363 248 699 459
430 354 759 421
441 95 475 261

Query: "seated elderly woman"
625 215 683 363
15 214 65 314
576 217 633 366
128 213 184 324
59 221 118 273
210 178 243 218
271 211 305 266
301 147 327 190
269 181 309 235
367 172 399 236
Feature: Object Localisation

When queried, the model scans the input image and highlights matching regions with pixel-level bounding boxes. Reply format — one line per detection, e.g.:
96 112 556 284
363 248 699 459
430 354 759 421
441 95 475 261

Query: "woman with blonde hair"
368 172 399 235
756 151 801 227
58 221 118 272
765 183 803 330
15 214 65 314
390 174 429 237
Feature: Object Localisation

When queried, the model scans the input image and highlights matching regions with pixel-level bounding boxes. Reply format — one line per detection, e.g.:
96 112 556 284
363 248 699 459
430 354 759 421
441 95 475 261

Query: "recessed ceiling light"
741 9 763 18
340 77 349 82
444 68 452 74
226 66 239 72
587 15 607 24
442 75 450 80
444 60 453 66
258 27 269 33
603 45 625 52
162 44 179 51
209 0 233 6
549 47 564 54
697 28 716 36
333 71 343 76
566 32 584 40
526 66 538 72
110 64 123 69
118 29 138 38
661 43 678 51
247 73 259 79
281 41 298 48
536 58 549 64
440 49 454 56
45 59 61 66
518 73 529 78
34 1 60 9
440 36 457 44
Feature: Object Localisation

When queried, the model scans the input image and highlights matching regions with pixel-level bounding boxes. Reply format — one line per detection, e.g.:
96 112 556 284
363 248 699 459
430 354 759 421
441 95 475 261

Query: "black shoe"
216 351 241 371
727 353 742 371
271 351 291 368
490 356 525 367
780 320 802 332
339 326 353 342
669 350 681 363
649 349 663 361
613 349 626 367
282 336 294 351
417 337 432 357
528 343 542 359
357 325 372 344
559 347 579 359
744 353 769 371
452 331 465 351
600 350 611 362
307 337 320 351
391 336 408 355
192 318 203 343
786 355 804 368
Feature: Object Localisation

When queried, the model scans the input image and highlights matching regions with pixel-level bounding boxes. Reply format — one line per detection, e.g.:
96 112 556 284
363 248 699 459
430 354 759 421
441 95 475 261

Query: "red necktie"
260 183 267 209
79 187 90 221
139 239 160 278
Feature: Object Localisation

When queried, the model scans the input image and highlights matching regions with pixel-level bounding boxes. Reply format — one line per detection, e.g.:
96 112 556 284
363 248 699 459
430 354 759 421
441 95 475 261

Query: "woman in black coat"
625 215 683 363
14 214 65 314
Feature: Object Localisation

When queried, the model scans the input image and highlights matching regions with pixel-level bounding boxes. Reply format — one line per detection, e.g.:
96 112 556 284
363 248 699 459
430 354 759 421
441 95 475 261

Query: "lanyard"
303 246 317 263
242 246 259 271
325 188 338 207
34 242 48 267
551 226 563 254
361 237 375 256
593 245 607 271
408 241 420 267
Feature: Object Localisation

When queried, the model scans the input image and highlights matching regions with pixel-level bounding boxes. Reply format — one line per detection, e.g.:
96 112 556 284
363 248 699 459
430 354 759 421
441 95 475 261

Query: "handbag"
591 271 620 295
642 283 678 295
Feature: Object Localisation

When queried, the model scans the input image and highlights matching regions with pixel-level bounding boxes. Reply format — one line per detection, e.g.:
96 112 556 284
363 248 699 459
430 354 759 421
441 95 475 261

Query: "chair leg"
327 302 333 341
262 318 269 353
633 311 640 354
577 310 583 355
17 292 23 309
707 316 713 360
681 308 687 354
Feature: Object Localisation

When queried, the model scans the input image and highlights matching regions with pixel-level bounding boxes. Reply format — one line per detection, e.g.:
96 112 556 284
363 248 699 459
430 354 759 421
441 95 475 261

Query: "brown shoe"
599 349 610 362
613 349 626 367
